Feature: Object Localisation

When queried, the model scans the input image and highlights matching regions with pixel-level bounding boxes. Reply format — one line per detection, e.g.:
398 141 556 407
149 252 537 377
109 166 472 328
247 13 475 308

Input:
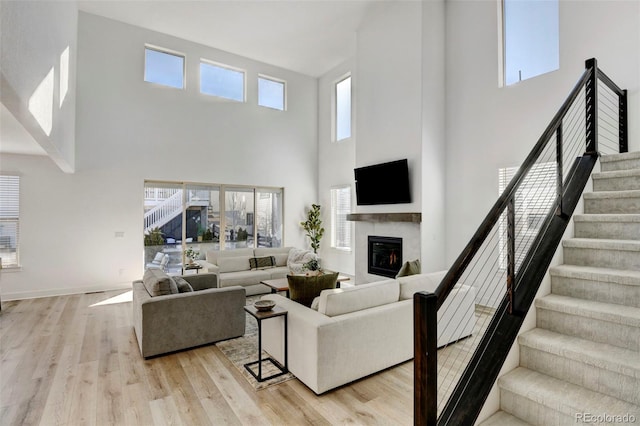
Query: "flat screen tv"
354 159 411 205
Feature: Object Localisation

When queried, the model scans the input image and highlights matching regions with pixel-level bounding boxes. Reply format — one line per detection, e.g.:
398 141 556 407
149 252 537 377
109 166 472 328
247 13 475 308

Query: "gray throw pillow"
396 259 421 278
143 268 178 296
174 276 194 293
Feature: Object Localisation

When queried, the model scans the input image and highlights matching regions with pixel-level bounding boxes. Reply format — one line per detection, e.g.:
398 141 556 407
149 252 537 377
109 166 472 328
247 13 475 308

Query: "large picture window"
143 181 283 274
0 175 20 268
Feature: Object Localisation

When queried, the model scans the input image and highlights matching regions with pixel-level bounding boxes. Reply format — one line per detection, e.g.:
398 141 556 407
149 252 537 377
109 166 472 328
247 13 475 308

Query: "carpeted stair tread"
498 367 640 419
519 329 640 379
549 265 640 287
478 411 531 426
593 169 640 180
536 294 640 327
601 151 640 163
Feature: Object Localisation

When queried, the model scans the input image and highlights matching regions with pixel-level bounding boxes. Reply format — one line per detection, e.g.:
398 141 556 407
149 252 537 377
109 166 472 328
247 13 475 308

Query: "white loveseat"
260 271 477 394
195 247 317 295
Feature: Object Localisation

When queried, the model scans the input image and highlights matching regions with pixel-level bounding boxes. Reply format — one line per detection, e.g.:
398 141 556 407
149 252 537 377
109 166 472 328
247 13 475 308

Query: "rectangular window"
498 162 556 270
258 76 286 111
0 175 20 268
335 75 352 141
331 186 352 250
256 188 284 247
502 0 559 86
144 47 185 89
200 61 245 102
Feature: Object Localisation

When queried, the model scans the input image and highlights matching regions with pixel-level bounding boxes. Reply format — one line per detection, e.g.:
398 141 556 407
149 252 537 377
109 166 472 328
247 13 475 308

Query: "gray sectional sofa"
132 268 246 358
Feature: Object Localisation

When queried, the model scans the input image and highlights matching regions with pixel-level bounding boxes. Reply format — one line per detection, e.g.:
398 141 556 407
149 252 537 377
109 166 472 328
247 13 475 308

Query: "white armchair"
146 252 169 271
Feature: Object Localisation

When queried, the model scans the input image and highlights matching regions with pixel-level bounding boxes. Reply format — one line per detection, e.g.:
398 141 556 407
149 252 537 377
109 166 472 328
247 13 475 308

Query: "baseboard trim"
2 282 132 302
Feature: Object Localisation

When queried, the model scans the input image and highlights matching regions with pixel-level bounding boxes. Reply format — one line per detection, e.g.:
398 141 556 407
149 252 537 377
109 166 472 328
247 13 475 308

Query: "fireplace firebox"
368 236 402 278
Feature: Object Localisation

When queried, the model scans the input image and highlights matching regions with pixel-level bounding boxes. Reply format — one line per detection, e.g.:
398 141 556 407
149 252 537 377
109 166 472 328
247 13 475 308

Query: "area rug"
216 295 295 391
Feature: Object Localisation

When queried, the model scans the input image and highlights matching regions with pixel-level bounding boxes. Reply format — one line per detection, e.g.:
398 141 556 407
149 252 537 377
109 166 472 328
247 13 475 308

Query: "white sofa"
260 271 477 394
195 246 317 295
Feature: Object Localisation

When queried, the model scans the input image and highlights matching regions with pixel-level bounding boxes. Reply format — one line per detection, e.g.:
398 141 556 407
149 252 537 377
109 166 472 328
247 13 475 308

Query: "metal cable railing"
414 58 629 425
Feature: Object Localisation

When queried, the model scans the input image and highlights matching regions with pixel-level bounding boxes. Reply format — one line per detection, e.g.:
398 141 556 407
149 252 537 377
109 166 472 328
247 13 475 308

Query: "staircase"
482 151 640 425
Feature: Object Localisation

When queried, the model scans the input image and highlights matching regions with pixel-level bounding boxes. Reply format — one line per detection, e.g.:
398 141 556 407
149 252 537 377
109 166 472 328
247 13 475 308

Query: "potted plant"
184 247 199 265
303 258 322 276
144 227 164 246
197 225 206 242
300 204 324 254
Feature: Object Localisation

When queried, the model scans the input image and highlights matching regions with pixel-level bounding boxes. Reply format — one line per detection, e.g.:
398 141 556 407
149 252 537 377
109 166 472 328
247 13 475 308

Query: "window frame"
258 74 287 111
333 73 352 142
143 45 186 90
0 174 20 269
199 59 246 102
330 185 352 251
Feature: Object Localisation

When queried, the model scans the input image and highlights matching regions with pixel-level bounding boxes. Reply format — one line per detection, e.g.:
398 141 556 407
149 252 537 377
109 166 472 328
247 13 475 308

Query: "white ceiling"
78 0 375 77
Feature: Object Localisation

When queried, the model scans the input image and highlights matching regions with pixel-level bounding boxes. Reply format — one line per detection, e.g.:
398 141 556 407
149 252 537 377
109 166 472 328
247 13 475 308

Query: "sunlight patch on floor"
90 290 132 307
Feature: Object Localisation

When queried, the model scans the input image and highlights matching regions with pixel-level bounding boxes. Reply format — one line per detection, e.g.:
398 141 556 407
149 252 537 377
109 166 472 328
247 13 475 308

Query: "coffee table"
261 274 351 297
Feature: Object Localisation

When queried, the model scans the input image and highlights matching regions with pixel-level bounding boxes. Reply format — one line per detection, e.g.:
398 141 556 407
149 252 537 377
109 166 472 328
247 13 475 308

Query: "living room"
1 1 639 424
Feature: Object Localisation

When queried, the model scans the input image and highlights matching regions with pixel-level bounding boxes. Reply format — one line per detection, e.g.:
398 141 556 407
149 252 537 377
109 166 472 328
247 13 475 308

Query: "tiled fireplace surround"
349 213 421 283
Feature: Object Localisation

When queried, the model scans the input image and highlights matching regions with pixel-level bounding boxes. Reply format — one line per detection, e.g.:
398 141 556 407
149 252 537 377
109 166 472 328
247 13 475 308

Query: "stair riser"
500 389 575 426
551 276 640 308
584 197 640 214
593 175 640 192
601 158 640 172
563 246 640 270
536 308 640 351
520 346 640 405
574 221 640 240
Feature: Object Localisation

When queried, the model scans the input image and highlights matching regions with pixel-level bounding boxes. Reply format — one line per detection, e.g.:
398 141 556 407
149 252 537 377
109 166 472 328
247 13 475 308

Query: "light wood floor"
0 290 486 426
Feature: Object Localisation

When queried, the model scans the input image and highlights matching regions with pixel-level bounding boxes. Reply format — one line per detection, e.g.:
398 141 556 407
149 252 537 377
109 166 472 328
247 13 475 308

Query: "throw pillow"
143 268 178 296
174 276 194 293
396 258 421 278
287 272 339 308
249 256 276 270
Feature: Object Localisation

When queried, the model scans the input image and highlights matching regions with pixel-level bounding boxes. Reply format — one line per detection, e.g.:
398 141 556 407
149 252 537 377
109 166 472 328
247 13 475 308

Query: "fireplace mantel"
346 212 421 223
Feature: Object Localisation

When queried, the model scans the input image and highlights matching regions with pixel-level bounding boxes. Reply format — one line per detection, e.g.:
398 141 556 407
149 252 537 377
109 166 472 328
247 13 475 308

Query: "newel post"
414 291 437 426
619 89 628 153
585 58 599 155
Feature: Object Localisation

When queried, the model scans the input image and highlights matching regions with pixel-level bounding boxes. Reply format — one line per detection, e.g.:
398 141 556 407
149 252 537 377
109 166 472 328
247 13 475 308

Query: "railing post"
585 58 598 155
507 197 515 314
620 89 628 153
556 125 564 217
414 291 437 426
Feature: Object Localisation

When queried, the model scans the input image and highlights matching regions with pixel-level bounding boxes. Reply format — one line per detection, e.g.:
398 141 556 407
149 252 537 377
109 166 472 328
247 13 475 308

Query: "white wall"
0 12 318 300
0 1 77 172
445 0 640 264
421 0 447 272
355 1 423 213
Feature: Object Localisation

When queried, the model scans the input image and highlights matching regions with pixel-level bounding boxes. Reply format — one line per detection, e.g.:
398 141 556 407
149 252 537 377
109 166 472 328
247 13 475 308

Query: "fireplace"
368 236 402 278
